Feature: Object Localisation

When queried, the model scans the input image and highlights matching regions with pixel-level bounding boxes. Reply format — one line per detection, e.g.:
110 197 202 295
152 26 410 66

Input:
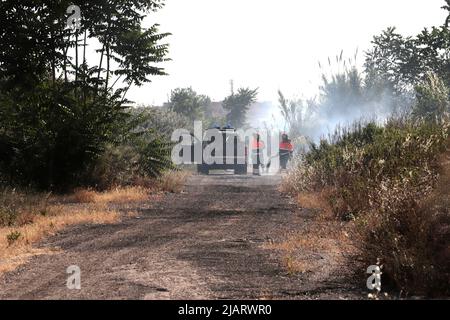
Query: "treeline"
0 1 172 190
163 86 259 129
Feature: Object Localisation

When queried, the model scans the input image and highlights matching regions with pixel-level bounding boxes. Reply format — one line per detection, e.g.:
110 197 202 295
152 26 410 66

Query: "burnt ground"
0 174 363 300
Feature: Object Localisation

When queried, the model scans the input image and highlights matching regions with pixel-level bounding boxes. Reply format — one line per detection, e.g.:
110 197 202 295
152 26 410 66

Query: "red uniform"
251 139 265 151
279 141 293 153
251 135 265 175
279 135 293 170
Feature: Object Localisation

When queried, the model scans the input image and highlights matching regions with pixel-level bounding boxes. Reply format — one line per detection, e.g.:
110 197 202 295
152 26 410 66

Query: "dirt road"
0 174 361 299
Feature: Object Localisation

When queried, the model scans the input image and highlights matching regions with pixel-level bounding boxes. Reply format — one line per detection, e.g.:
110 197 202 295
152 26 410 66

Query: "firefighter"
251 133 265 176
279 133 294 170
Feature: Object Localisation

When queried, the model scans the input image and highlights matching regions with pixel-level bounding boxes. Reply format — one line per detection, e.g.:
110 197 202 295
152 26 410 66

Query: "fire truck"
196 127 248 175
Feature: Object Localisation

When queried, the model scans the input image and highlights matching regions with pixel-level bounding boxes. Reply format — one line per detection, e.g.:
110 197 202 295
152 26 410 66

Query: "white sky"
128 0 448 105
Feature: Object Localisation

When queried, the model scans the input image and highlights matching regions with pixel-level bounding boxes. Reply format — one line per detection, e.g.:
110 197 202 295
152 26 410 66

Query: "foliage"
320 51 405 119
168 88 211 122
444 0 450 27
279 51 401 144
0 1 171 190
365 25 450 94
282 117 450 295
0 81 130 189
279 1 450 297
320 65 364 116
86 109 174 190
223 87 258 128
280 2 450 295
0 187 50 227
286 118 448 206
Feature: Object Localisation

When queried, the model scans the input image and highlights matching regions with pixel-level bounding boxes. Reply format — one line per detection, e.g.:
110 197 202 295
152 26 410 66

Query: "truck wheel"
235 164 247 175
198 164 209 175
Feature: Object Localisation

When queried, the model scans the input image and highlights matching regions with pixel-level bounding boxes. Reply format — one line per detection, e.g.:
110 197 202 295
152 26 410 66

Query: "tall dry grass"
282 117 450 297
69 186 150 204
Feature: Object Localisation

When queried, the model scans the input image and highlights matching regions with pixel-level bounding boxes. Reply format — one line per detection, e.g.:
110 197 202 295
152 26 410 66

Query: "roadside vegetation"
0 170 189 274
1 0 449 299
0 1 195 273
0 0 174 191
0 187 120 274
281 2 450 297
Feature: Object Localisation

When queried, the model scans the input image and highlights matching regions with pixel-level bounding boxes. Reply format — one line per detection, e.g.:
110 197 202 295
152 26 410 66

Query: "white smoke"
244 87 403 149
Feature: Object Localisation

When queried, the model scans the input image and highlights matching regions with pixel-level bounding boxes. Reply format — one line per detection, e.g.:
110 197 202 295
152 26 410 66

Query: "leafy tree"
443 0 450 27
223 87 258 128
0 0 170 189
364 28 418 94
364 1 450 118
168 88 211 121
365 18 450 94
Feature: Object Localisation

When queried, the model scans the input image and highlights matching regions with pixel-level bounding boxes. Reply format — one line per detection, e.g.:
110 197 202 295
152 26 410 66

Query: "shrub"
88 144 142 190
354 175 449 296
282 117 450 296
284 118 449 219
86 118 174 190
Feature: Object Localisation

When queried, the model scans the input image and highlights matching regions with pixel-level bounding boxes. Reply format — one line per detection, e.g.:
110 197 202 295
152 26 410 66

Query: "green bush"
85 110 173 189
286 118 449 218
0 1 170 191
0 81 131 190
282 117 450 296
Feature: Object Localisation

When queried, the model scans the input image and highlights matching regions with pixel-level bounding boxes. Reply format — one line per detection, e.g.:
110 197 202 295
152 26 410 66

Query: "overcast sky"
128 0 448 106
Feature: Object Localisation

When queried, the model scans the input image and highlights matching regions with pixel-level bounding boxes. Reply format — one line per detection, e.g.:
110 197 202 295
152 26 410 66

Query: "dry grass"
282 256 318 275
0 171 189 275
268 223 354 275
69 186 150 204
296 190 333 218
266 192 355 276
353 142 450 296
282 118 450 296
0 203 120 274
0 189 51 227
69 170 190 204
155 170 190 193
